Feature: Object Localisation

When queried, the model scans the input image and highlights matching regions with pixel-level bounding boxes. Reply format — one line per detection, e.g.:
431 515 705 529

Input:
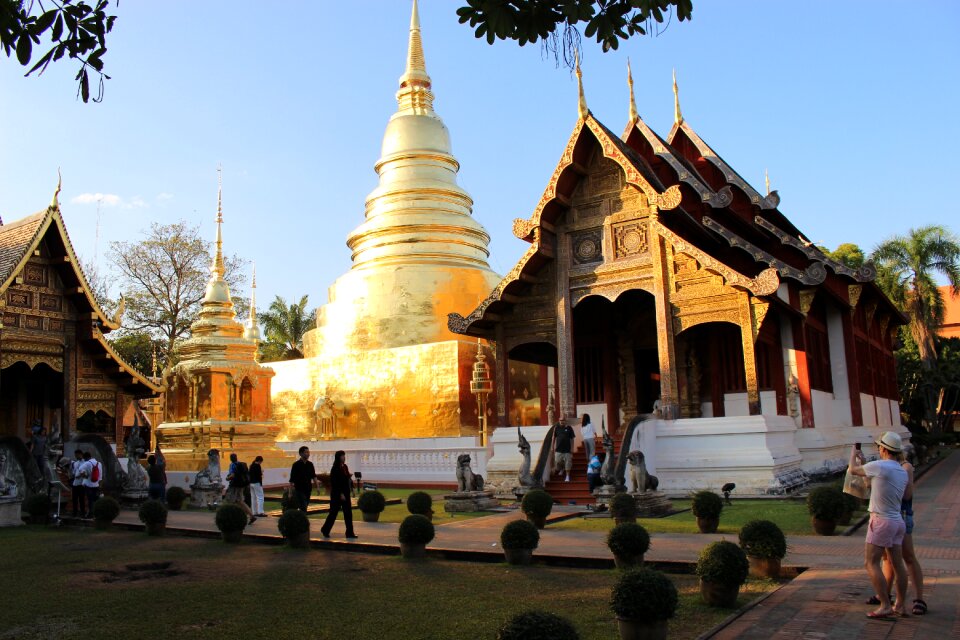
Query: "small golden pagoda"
270 0 508 439
155 174 288 471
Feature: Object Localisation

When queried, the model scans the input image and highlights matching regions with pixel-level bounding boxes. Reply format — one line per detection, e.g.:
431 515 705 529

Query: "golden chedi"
270 0 501 440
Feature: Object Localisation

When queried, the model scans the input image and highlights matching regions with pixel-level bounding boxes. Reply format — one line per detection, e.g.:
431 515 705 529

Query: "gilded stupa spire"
627 58 638 123
673 68 683 125
396 0 434 114
244 262 261 344
576 50 589 120
212 165 226 280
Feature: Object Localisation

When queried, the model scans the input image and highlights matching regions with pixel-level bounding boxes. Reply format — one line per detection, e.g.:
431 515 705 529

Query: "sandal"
866 610 896 620
912 599 927 615
865 594 892 606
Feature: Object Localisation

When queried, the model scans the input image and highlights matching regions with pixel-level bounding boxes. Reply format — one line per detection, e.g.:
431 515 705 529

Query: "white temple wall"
760 390 778 416
724 393 749 417
826 307 853 427
876 397 893 426
811 389 836 428
860 392 878 427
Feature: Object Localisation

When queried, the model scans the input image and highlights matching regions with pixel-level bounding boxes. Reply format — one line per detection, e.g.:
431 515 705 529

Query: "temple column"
738 295 761 416
649 217 679 419
555 233 576 421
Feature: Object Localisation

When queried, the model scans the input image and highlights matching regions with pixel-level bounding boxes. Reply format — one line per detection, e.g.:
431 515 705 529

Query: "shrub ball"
609 492 638 520
357 490 387 514
696 540 749 586
496 610 580 640
165 486 187 510
91 496 121 522
691 491 724 519
806 486 845 521
738 519 787 560
520 489 554 519
278 508 310 538
138 499 169 525
406 491 434 516
398 514 435 545
500 519 540 550
215 503 248 533
610 568 678 621
606 522 651 558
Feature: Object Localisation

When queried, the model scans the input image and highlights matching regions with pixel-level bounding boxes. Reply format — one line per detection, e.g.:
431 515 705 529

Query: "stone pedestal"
443 490 499 513
594 484 617 506
632 491 673 517
190 486 222 508
120 489 149 504
0 499 23 527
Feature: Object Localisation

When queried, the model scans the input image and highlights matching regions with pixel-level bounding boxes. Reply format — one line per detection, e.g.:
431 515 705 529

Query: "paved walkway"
107 451 960 639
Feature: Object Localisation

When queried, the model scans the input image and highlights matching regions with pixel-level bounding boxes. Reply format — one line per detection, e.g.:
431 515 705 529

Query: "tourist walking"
146 454 166 500
80 451 101 517
849 432 909 619
225 453 256 524
288 446 319 512
580 414 596 464
553 420 576 482
70 450 85 517
250 455 266 517
28 424 48 476
586 451 604 493
320 450 357 539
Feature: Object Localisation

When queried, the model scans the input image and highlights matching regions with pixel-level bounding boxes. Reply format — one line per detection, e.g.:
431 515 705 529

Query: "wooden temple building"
451 65 907 492
0 190 160 446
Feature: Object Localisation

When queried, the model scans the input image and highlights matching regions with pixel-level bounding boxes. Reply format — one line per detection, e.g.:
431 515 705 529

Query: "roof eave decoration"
92 327 163 394
0 206 120 331
702 215 827 285
654 220 780 297
753 216 877 283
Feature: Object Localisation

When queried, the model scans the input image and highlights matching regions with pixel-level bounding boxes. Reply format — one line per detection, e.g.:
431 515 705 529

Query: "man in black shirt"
250 455 265 517
553 420 576 482
288 446 319 511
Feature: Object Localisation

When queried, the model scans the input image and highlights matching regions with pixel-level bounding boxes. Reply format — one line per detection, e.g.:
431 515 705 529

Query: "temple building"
0 188 160 445
450 63 907 492
269 0 518 445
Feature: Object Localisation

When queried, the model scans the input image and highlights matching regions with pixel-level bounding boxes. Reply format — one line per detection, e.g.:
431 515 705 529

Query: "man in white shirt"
80 451 101 518
70 450 86 517
849 431 909 619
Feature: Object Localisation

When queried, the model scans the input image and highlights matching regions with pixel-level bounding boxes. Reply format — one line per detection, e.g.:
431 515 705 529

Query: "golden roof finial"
396 0 434 113
765 169 771 196
212 165 225 279
151 344 157 379
244 262 261 343
575 50 588 120
627 58 638 123
51 168 62 208
673 68 683 125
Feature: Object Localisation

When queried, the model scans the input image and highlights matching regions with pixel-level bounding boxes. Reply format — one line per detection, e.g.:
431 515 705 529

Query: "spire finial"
575 50 588 119
151 344 158 379
51 168 62 208
627 58 638 123
244 261 262 344
396 0 434 113
765 169 771 196
673 68 683 125
212 165 225 279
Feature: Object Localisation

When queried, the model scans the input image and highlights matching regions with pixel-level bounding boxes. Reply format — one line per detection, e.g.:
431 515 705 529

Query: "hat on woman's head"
875 431 903 453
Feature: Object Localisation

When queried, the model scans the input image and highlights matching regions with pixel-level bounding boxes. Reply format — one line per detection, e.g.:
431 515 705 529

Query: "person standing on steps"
250 455 266 517
849 431 909 619
288 446 319 512
552 420 576 482
580 414 596 465
320 450 357 539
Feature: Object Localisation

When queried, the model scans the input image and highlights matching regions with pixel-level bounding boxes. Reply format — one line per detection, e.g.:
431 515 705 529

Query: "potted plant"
610 568 678 640
691 491 723 533
838 492 859 526
520 489 553 529
92 496 121 530
22 494 51 525
215 503 248 543
500 519 540 565
357 489 386 523
398 514 434 559
696 540 749 608
806 486 845 536
607 522 651 569
496 610 580 640
166 486 187 511
610 493 638 525
406 491 434 521
278 508 311 548
738 519 787 579
138 499 168 536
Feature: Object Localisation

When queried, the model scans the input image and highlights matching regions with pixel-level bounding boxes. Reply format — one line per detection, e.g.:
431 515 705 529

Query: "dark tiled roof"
0 211 48 289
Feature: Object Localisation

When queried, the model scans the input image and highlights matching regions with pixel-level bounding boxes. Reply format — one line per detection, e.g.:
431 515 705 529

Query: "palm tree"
871 225 960 370
258 295 316 360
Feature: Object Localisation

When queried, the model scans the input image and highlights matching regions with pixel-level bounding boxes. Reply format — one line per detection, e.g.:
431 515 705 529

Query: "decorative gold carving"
2 312 18 328
751 300 770 342
571 279 654 307
6 289 32 308
24 263 47 286
613 222 648 259
865 299 878 329
22 315 43 330
39 294 61 312
654 185 682 211
0 353 63 371
49 318 64 331
571 229 603 265
512 218 536 240
848 284 863 313
672 307 741 334
799 289 817 316
878 313 891 336
754 216 875 283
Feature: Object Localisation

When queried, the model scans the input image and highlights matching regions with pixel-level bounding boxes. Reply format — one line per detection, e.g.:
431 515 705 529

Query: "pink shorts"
865 514 906 548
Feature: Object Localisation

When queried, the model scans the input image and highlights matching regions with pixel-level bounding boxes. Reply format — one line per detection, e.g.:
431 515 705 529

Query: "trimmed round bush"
806 486 845 520
841 491 860 516
696 540 749 586
277 508 310 539
610 492 638 520
23 493 52 520
166 486 187 510
406 491 433 516
497 610 579 640
280 488 298 512
357 490 386 514
610 568 678 621
215 503 248 533
607 522 651 558
398 514 435 545
520 489 553 519
92 496 121 522
739 520 787 560
500 519 540 550
138 499 168 526
691 490 723 519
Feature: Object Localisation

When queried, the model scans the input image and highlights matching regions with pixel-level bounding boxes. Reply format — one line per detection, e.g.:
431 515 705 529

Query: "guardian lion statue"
626 450 659 493
455 454 484 492
193 448 222 488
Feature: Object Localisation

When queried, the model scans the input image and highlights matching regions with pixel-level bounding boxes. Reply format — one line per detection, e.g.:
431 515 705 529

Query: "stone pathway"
106 450 960 638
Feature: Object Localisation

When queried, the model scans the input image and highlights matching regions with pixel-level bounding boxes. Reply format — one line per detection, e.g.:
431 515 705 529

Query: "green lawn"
550 498 865 535
0 527 779 640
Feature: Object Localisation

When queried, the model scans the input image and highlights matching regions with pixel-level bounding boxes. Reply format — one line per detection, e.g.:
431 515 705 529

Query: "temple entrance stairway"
543 437 622 505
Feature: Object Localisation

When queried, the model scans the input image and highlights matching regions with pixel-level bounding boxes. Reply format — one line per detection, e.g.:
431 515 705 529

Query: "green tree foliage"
895 332 960 433
0 0 116 102
257 295 315 361
871 225 960 370
824 243 865 269
457 0 692 63
108 221 247 362
107 330 163 378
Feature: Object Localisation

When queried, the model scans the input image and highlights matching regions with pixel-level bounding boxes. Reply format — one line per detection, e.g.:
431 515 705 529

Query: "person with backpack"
70 449 86 517
80 451 101 518
225 453 256 525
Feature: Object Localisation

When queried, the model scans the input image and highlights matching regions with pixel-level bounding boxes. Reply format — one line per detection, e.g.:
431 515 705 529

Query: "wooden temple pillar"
738 295 761 416
555 234 577 422
789 287 815 428
649 218 680 420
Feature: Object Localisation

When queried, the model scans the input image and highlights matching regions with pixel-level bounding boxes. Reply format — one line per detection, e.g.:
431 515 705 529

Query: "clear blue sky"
2 1 958 309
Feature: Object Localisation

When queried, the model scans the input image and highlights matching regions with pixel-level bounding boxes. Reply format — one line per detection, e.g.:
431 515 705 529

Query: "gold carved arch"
0 354 63 372
571 282 656 308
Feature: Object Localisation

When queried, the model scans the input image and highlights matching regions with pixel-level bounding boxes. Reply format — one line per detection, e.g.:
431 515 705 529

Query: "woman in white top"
580 414 596 464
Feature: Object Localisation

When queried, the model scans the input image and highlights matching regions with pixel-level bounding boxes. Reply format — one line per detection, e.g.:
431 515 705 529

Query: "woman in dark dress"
320 450 357 539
